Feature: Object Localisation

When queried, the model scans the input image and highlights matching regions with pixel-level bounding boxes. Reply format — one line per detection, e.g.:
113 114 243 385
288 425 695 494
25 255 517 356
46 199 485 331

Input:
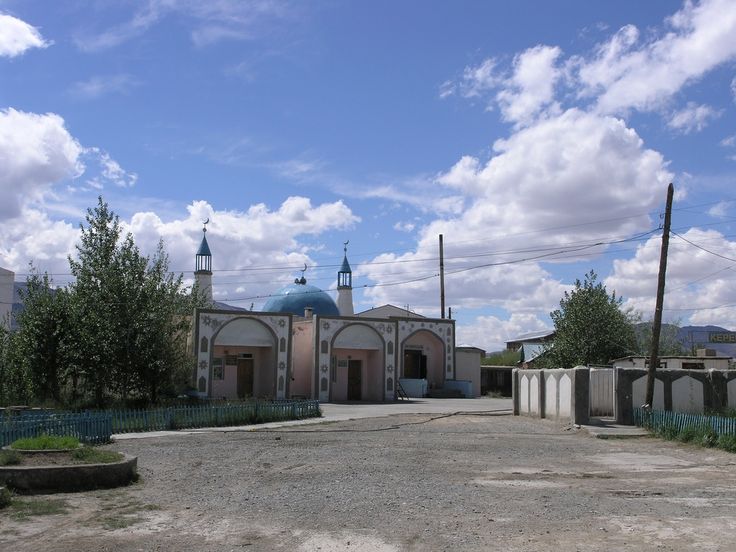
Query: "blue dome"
262 281 339 316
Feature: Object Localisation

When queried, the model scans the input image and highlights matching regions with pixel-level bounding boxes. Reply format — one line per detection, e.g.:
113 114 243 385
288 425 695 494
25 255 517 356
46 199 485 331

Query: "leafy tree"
12 270 71 403
546 270 637 368
65 197 206 407
0 197 206 408
0 323 32 405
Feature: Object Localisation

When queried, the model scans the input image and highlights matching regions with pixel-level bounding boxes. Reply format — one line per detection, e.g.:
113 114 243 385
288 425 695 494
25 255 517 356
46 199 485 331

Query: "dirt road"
2 412 736 551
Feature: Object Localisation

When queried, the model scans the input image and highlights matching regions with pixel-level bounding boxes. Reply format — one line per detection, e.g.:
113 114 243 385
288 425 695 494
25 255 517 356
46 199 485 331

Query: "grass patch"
8 498 69 520
10 434 80 450
71 447 123 464
0 450 22 466
647 422 734 452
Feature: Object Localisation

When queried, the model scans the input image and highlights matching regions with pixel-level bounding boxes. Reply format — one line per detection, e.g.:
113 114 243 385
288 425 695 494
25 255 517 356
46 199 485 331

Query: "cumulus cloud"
576 0 736 114
456 312 552 353
360 109 671 316
0 12 50 57
496 45 563 126
667 102 721 133
607 228 736 327
0 108 84 219
1 196 360 306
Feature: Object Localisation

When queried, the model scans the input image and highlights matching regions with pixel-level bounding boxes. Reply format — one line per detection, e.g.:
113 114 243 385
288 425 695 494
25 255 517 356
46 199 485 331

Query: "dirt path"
2 413 736 551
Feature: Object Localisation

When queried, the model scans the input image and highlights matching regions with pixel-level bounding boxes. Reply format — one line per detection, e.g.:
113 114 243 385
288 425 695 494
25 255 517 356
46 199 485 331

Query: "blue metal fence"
1 400 321 447
634 408 736 436
0 412 113 446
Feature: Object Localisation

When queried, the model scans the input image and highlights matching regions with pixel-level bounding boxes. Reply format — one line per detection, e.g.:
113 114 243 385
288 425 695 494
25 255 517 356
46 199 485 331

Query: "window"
280 337 286 352
213 358 224 380
321 340 329 354
200 336 208 353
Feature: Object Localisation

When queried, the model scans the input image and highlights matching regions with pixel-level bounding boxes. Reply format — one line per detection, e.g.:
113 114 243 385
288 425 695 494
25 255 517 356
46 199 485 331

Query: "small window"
387 341 393 355
387 377 394 392
198 376 206 392
280 337 286 352
213 358 224 380
200 336 208 353
320 377 328 392
278 375 285 391
321 340 329 354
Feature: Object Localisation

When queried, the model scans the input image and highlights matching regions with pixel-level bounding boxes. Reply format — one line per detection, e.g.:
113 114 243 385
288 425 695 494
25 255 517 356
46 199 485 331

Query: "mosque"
191 226 480 402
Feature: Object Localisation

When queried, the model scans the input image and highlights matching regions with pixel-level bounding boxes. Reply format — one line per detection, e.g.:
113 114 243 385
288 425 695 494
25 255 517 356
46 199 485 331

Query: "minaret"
337 240 354 316
195 219 213 303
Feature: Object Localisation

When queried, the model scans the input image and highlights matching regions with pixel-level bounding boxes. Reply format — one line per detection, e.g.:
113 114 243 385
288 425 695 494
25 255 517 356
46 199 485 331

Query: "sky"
1 0 736 352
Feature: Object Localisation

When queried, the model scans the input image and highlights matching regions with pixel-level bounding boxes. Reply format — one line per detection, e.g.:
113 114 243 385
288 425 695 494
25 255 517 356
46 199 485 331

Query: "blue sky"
1 0 736 351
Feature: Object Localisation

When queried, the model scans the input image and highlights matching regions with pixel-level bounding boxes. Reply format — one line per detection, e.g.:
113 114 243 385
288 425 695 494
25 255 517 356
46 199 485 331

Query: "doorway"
347 360 362 400
236 358 254 398
403 349 427 379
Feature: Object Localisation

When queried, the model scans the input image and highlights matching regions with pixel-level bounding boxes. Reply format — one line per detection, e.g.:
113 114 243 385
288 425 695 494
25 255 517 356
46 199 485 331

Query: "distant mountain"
633 323 736 358
678 325 736 358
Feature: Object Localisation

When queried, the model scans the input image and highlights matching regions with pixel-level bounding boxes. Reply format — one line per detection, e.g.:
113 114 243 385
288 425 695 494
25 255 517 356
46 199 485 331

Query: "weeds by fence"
634 408 736 453
0 400 321 447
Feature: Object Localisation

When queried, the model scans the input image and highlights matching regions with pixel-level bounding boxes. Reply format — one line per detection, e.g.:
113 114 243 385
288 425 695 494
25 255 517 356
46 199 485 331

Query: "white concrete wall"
590 368 614 417
558 373 571 419
671 376 704 414
455 349 481 397
632 375 664 410
729 378 736 409
544 373 557 418
520 374 529 413
529 375 539 415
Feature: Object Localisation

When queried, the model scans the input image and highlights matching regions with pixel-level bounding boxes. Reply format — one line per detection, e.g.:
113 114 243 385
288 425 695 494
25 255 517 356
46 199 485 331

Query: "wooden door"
237 358 254 398
347 360 362 401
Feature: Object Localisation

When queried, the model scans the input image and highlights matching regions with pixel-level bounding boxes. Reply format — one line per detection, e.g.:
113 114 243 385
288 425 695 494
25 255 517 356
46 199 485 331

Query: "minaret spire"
337 240 354 316
195 218 213 303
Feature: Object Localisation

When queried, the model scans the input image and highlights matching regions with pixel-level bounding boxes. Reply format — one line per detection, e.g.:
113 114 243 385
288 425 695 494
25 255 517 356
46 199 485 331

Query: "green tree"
12 270 71 403
63 197 205 407
0 323 32 405
546 270 637 368
482 349 521 366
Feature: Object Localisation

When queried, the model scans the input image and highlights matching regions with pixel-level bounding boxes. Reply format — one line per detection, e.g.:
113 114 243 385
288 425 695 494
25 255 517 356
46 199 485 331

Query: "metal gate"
589 368 615 417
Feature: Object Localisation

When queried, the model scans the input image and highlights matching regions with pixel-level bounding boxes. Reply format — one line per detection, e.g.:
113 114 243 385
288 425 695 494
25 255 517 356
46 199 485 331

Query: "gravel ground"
2 412 736 551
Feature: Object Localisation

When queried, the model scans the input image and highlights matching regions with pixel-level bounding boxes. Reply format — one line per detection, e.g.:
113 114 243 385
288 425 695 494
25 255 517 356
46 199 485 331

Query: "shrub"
70 447 123 464
0 486 11 509
10 434 80 450
0 450 22 466
717 434 736 453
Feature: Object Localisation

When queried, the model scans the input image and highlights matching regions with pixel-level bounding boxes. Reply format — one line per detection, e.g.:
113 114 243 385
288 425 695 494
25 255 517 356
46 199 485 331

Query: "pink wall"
331 348 384 401
211 345 275 399
403 331 445 389
291 320 315 398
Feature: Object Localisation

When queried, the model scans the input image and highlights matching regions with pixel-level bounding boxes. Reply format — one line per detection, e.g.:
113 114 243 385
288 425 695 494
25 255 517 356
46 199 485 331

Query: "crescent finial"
202 218 209 232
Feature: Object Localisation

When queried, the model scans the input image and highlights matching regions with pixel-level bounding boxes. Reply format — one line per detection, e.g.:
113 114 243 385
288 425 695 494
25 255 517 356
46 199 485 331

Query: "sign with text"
709 332 736 343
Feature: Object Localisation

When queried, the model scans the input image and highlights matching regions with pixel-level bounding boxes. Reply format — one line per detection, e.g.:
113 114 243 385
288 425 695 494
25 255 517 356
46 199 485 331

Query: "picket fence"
0 400 320 447
634 407 736 436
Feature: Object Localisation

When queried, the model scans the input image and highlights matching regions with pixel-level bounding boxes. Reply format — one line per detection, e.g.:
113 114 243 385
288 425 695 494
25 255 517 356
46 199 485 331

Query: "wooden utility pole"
439 234 446 319
645 183 674 407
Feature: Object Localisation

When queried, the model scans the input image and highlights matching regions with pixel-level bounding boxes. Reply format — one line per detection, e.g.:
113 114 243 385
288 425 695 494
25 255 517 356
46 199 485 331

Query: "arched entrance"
211 317 278 399
401 330 445 392
330 323 385 401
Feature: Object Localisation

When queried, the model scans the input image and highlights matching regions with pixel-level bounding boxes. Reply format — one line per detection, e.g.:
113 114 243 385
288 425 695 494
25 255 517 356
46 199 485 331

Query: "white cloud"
393 221 415 233
576 0 736 114
607 228 736 328
707 201 731 217
732 76 736 102
361 109 671 314
456 313 552 352
667 102 721 133
69 74 140 100
0 108 84 219
0 12 50 57
721 135 735 147
496 45 562 126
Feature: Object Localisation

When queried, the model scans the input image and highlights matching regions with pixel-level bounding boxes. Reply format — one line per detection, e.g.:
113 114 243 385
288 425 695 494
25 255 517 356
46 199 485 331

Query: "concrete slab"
113 397 512 440
582 418 650 439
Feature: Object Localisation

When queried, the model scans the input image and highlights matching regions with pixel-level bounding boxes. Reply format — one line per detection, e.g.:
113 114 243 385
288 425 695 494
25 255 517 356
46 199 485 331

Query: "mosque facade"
192 230 464 402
